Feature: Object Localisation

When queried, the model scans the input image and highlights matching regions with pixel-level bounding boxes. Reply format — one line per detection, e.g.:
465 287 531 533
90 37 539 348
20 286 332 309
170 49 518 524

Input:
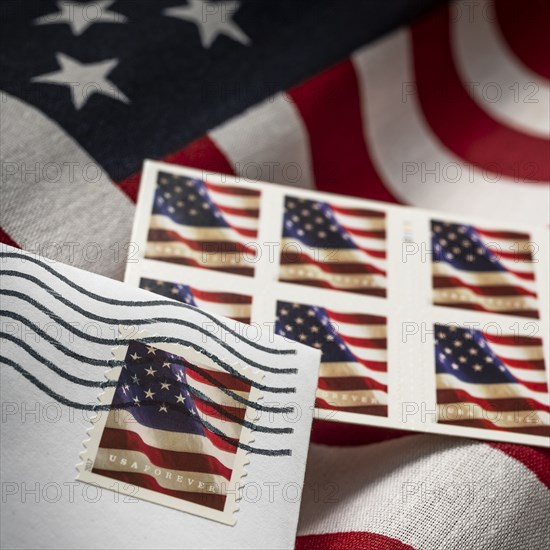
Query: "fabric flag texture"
1 0 549 548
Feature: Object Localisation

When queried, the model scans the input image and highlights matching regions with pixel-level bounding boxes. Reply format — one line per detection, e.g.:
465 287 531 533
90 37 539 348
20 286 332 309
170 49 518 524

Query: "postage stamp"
77 327 263 525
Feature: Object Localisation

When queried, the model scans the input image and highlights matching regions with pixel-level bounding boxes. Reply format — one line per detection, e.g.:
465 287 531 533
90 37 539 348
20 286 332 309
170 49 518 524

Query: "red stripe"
117 135 235 203
215 204 259 218
148 229 258 254
310 419 410 446
352 246 386 259
99 427 232 480
494 0 550 80
0 227 19 248
433 301 539 319
288 60 400 203
482 333 543 347
315 398 388 417
92 469 227 511
492 251 534 262
437 388 550 414
497 358 546 371
144 255 255 277
331 206 387 218
325 310 386 325
192 394 247 423
489 442 550 490
318 375 387 393
189 288 252 305
279 278 387 297
185 365 252 393
343 228 386 239
475 228 531 240
296 532 415 550
437 418 550 437
339 335 387 349
411 4 550 182
204 181 260 197
432 275 537 298
198 422 239 455
280 252 386 276
354 359 388 372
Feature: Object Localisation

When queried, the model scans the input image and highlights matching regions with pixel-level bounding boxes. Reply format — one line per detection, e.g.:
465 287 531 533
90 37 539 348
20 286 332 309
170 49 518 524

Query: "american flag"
139 277 252 324
280 197 387 297
2 0 549 547
432 221 539 318
276 301 387 417
435 323 549 437
93 340 250 512
146 172 260 276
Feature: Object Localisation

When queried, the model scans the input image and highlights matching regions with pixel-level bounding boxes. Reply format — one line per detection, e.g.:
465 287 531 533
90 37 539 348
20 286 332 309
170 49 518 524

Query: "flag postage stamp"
77 327 264 525
126 161 550 448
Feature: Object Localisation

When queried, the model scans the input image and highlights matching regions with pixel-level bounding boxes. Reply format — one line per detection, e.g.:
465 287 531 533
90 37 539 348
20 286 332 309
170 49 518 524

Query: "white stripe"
279 264 386 290
353 30 550 225
319 362 387 385
298 436 550 548
433 288 538 312
217 211 258 231
436 373 549 404
334 321 386 339
95 448 228 493
474 235 533 252
497 256 536 275
281 238 387 271
346 343 387 362
489 342 544 361
346 234 386 252
316 388 387 407
333 212 386 231
105 411 236 470
451 0 550 138
0 93 135 280
432 261 536 292
205 188 260 210
437 403 550 428
150 214 256 244
209 93 315 189
505 366 548 385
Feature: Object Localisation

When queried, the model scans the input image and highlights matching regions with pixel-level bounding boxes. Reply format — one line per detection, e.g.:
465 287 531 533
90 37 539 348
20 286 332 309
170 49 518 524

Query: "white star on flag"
163 0 250 48
31 53 129 110
33 0 127 36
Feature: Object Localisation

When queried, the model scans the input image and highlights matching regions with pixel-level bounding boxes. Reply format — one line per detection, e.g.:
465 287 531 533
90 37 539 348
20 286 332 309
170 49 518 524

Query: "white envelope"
0 244 321 549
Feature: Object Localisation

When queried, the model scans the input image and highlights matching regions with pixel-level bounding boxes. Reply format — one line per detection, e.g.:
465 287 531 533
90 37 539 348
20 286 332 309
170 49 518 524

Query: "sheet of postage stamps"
126 161 550 448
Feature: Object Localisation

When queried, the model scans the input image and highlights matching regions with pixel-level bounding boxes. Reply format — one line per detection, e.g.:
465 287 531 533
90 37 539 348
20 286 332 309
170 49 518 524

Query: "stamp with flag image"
77 328 264 525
